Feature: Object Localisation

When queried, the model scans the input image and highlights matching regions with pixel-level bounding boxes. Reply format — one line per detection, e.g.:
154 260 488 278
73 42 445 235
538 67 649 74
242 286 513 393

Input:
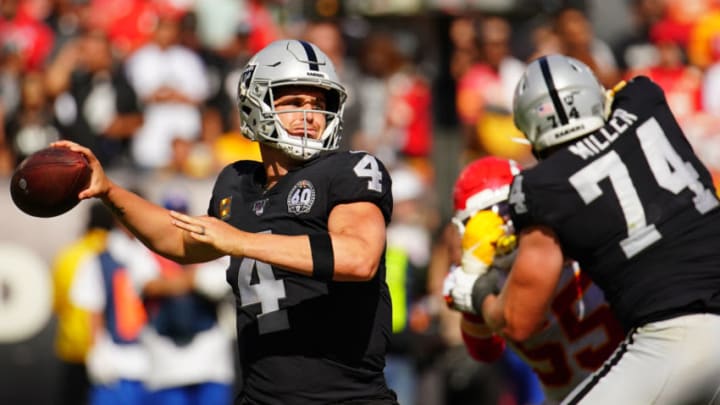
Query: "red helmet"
452 157 521 225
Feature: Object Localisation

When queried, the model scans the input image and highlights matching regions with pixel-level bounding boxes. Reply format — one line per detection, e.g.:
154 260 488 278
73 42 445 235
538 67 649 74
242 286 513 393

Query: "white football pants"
562 313 720 405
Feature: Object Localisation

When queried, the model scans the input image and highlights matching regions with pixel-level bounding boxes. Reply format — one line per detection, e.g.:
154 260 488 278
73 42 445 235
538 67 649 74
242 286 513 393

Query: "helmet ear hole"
326 89 340 113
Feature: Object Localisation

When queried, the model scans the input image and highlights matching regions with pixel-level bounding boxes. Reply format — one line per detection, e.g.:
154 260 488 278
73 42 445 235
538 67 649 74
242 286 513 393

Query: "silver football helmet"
513 54 606 153
237 39 347 160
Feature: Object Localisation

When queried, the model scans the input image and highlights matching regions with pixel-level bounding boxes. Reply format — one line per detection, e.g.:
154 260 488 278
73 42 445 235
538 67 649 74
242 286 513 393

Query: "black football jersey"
208 151 395 404
509 76 720 331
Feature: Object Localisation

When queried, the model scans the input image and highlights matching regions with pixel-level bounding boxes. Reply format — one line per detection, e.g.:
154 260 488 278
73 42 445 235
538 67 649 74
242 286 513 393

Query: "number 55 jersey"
208 151 394 405
508 76 720 332
508 264 624 402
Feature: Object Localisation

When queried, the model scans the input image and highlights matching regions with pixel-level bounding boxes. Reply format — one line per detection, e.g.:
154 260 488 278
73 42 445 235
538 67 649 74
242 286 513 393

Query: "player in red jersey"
443 156 624 403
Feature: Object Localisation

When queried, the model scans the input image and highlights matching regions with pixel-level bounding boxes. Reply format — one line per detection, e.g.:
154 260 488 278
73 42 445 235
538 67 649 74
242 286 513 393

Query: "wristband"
309 233 334 281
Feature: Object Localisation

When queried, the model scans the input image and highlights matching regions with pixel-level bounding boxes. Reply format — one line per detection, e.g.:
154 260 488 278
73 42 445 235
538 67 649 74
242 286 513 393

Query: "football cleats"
237 39 347 160
513 54 606 153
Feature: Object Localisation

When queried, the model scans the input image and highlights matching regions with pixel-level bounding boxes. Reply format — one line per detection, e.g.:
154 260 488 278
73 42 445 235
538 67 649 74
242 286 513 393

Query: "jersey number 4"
233 155 384 335
569 117 718 258
237 255 289 335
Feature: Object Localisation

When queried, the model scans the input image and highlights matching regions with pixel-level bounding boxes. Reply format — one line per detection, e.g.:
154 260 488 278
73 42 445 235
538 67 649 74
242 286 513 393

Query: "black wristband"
309 233 334 281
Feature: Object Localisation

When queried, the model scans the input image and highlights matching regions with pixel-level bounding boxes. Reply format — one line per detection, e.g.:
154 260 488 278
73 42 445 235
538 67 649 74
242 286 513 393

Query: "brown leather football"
10 147 91 217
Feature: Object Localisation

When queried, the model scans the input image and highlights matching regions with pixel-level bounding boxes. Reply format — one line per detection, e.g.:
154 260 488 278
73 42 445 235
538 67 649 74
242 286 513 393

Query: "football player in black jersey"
462 54 720 404
52 39 398 404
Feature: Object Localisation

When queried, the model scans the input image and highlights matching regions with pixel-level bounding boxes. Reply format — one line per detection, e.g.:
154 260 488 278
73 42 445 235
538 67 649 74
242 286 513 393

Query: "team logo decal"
253 198 269 216
287 180 316 215
219 197 232 220
238 64 256 101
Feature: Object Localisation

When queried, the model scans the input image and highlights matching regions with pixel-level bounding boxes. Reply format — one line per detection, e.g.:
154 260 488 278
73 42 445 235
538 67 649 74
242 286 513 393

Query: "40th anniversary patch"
287 180 316 215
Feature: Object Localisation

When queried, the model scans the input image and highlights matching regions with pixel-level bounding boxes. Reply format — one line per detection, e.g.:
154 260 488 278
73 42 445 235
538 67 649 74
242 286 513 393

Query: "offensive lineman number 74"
567 117 718 259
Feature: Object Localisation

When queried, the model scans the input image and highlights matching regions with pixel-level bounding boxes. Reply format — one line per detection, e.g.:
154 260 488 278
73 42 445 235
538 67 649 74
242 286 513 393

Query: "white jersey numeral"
569 151 661 258
509 175 528 214
353 154 383 192
637 118 718 214
569 117 718 258
289 187 313 205
237 234 289 334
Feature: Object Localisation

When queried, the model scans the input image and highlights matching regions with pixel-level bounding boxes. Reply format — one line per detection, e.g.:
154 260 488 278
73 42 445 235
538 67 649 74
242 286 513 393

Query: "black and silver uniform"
208 151 395 404
509 76 720 331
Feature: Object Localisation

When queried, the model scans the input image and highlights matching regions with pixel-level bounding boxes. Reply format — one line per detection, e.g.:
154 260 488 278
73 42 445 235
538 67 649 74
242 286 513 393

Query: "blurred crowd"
5 0 720 404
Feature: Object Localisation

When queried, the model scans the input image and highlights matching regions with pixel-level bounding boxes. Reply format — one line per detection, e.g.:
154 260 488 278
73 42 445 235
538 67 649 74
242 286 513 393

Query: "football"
10 147 91 217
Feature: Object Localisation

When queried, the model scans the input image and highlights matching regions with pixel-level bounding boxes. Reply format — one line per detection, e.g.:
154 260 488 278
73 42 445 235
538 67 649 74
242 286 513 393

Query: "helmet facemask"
265 85 344 160
237 40 347 161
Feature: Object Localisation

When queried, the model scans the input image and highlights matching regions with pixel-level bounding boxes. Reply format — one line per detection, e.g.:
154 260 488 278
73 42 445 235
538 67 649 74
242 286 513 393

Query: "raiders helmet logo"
287 180 316 215
238 64 256 101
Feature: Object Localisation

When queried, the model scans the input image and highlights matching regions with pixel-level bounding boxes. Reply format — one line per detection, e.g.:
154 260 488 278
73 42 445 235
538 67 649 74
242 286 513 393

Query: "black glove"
470 267 500 314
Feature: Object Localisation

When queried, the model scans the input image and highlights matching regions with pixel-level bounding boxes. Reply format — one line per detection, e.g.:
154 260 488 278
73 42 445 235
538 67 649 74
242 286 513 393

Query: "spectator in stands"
625 21 703 122
675 0 716 69
138 191 234 405
52 202 114 405
0 0 55 72
46 28 143 168
455 15 529 166
303 20 364 152
4 70 60 167
354 31 433 173
384 166 433 405
206 21 261 170
553 6 621 88
448 16 480 81
46 0 95 60
612 0 667 71
124 10 209 171
71 217 152 405
0 38 20 175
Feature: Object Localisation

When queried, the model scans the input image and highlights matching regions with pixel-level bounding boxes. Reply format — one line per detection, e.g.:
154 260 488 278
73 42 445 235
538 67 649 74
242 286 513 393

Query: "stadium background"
0 0 695 403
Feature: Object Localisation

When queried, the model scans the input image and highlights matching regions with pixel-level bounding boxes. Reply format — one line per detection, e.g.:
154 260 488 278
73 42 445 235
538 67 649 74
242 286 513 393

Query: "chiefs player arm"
461 313 507 362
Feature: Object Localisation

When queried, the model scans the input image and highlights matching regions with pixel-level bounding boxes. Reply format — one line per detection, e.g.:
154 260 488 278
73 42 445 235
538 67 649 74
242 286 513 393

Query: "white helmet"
513 54 606 154
237 39 347 160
